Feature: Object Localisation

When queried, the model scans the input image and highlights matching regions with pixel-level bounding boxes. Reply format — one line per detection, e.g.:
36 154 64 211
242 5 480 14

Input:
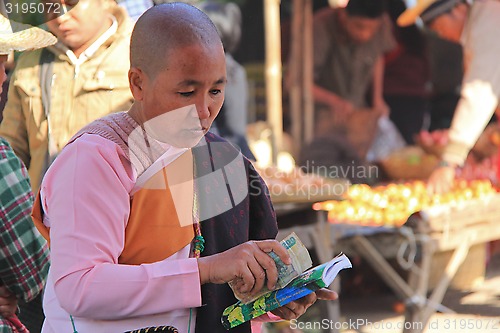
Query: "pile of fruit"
313 180 497 227
255 166 348 201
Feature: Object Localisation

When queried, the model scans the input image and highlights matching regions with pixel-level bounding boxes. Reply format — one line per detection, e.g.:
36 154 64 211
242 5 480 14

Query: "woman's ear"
129 67 145 101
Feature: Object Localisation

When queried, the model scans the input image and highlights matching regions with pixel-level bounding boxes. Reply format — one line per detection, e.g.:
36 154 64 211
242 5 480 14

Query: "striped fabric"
0 138 49 332
125 325 179 333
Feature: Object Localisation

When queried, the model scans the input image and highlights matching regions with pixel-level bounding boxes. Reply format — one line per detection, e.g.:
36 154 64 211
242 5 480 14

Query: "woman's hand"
0 286 17 318
271 288 338 320
197 240 291 296
427 165 456 194
330 98 354 125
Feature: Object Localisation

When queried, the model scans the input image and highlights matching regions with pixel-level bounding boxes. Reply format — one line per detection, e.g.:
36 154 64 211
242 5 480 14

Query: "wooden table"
323 194 500 333
270 190 500 333
401 195 500 332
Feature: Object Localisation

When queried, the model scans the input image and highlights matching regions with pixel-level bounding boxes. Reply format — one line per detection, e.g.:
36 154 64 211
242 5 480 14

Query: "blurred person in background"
384 0 430 144
0 14 55 333
0 1 133 330
426 32 463 131
398 0 500 193
0 0 134 192
198 1 255 160
312 0 395 125
311 0 400 164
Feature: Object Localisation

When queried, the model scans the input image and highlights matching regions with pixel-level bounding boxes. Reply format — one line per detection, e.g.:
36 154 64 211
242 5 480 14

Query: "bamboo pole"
264 0 283 164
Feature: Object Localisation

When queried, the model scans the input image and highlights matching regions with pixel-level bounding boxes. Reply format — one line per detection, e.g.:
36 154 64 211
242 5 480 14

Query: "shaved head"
130 2 223 77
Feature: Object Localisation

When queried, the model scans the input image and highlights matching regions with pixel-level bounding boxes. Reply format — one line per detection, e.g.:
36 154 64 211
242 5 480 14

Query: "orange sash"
31 150 196 265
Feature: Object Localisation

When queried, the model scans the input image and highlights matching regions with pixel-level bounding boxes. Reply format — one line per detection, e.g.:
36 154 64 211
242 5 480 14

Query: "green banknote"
229 232 313 303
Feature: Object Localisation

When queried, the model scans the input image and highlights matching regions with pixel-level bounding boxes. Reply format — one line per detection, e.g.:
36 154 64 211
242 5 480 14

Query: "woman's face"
427 4 468 43
130 42 227 148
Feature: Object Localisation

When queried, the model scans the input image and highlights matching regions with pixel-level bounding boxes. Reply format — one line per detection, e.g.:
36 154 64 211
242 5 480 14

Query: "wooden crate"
412 194 500 233
407 195 500 291
428 243 487 290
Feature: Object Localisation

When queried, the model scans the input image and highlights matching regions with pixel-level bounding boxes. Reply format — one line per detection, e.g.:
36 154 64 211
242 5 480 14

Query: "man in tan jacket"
0 1 133 331
0 0 133 191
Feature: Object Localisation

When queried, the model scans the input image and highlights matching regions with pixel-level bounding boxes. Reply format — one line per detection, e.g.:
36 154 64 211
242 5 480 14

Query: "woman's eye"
210 89 222 96
178 91 194 97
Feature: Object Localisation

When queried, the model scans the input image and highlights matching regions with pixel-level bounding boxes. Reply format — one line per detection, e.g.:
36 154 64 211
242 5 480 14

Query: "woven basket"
380 146 439 180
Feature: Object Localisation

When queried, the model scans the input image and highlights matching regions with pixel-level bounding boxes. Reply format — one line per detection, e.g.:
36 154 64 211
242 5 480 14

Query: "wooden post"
288 0 315 156
289 0 304 157
264 0 283 164
303 0 314 144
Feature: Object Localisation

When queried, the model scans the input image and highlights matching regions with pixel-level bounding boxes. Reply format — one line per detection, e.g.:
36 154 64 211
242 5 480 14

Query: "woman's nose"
197 97 210 120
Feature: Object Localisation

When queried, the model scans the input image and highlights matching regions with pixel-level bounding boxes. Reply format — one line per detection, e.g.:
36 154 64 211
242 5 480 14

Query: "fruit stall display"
381 126 500 182
313 180 497 228
417 127 499 182
416 125 500 159
380 146 439 180
255 165 350 203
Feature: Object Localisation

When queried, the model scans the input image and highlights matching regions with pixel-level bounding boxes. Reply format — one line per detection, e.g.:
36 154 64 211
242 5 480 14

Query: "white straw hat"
0 14 57 55
397 0 464 27
397 0 437 26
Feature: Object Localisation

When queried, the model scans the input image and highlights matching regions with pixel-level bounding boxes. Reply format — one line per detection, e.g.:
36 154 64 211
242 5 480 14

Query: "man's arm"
0 139 49 302
427 5 500 193
427 74 499 193
442 82 498 166
443 2 500 165
312 84 352 113
372 14 396 114
372 55 389 115
311 10 353 115
0 286 18 318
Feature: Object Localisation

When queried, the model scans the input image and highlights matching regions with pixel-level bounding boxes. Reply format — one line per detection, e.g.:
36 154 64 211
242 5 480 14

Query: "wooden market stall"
313 180 500 333
263 0 316 158
263 2 500 333
287 0 314 154
264 0 283 163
